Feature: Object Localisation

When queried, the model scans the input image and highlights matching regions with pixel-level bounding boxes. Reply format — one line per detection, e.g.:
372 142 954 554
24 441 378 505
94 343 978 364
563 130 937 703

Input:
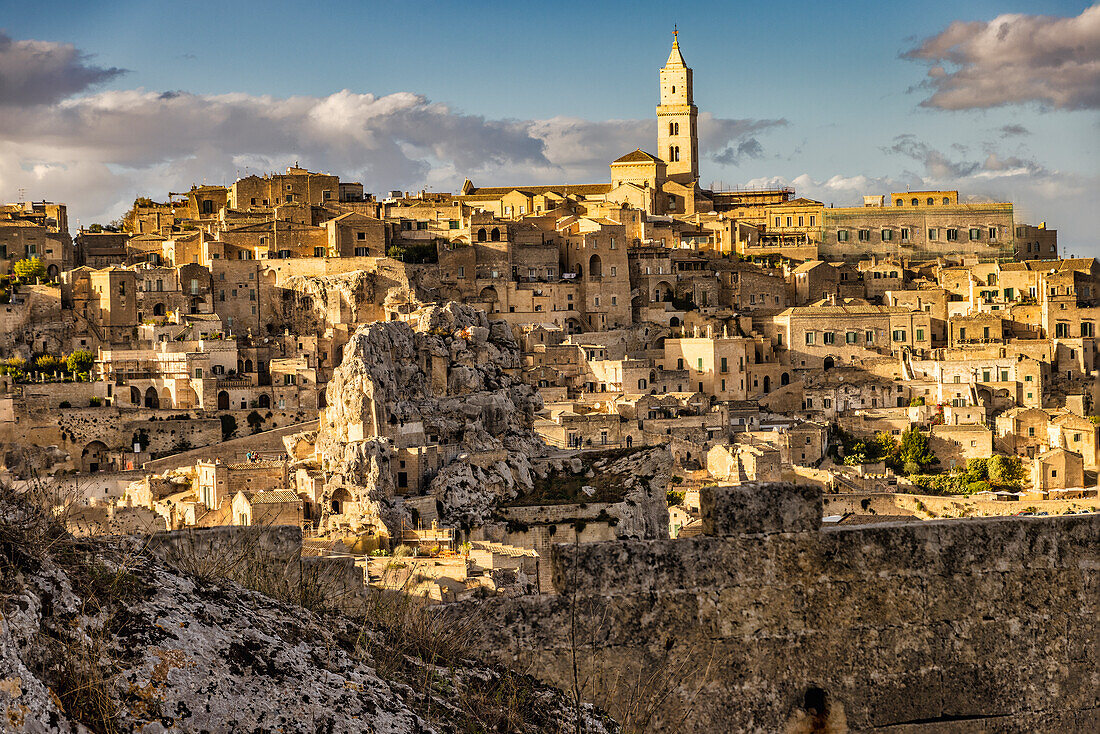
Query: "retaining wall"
469 483 1099 732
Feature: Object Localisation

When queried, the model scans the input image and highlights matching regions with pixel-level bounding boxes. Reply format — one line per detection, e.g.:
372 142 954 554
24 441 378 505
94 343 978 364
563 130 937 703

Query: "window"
720 357 728 373
969 228 981 241
823 398 832 408
798 216 804 226
822 332 835 345
911 198 919 206
837 230 849 242
809 215 815 226
926 197 935 205
865 330 875 343
881 229 893 241
610 266 617 277
983 370 991 382
775 217 781 227
901 228 910 242
805 332 815 345
943 197 950 204
845 331 858 344
1028 427 1035 437
194 368 202 378
250 197 257 205
915 328 925 341
1000 369 1009 381
946 228 959 242
354 247 369 256
1055 323 1069 338
1082 322 1095 337
928 229 937 241
989 227 997 240
314 247 325 257
858 229 870 242
786 217 793 227
892 329 906 341
896 199 903 206
677 358 684 370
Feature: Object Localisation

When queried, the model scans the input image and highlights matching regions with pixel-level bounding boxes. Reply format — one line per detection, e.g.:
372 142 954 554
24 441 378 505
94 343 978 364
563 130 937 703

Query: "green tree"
898 427 936 474
35 355 63 375
246 410 264 434
987 455 1025 488
13 257 47 282
66 350 95 375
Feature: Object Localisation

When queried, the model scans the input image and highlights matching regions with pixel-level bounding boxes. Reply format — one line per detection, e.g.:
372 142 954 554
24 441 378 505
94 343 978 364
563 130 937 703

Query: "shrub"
13 257 47 282
88 397 102 407
386 241 438 264
666 489 685 507
66 350 95 375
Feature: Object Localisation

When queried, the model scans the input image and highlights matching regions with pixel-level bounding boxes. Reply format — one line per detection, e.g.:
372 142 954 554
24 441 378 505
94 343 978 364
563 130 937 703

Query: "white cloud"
0 58 783 227
903 5 1100 110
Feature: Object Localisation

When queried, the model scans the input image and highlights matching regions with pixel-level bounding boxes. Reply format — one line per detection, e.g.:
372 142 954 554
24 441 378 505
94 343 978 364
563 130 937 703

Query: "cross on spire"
673 24 678 40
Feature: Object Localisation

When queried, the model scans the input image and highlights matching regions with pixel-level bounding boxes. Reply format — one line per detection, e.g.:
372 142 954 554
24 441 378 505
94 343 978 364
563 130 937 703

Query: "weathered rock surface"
0 495 617 733
317 302 546 532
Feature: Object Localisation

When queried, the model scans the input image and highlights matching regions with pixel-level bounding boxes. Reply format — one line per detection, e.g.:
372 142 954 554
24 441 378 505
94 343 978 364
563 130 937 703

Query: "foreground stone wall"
469 483 1099 732
145 524 367 613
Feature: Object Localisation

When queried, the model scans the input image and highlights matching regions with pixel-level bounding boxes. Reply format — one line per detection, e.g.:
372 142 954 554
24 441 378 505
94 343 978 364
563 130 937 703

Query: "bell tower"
657 28 699 185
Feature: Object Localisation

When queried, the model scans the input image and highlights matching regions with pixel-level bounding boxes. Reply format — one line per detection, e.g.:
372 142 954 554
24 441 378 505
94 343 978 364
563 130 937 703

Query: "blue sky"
1 0 1097 256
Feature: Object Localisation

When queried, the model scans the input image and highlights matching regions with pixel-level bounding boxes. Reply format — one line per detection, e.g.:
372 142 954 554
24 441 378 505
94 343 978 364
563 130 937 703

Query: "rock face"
318 302 545 532
0 494 617 733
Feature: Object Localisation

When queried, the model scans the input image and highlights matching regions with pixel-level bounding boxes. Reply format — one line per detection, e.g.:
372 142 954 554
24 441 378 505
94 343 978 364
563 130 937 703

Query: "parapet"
700 482 821 536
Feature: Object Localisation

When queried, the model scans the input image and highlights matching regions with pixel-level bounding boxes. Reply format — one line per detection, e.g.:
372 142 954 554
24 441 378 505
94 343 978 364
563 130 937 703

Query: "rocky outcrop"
317 302 545 532
0 493 617 733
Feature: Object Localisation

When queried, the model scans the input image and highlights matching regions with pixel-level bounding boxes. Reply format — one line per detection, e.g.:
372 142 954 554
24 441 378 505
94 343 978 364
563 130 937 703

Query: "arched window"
911 198 919 206
927 197 935 205
153 303 166 316
669 145 675 161
490 227 501 242
588 254 603 278
477 228 487 242
638 378 647 390
942 197 950 204
669 122 675 136
674 146 680 162
895 199 903 206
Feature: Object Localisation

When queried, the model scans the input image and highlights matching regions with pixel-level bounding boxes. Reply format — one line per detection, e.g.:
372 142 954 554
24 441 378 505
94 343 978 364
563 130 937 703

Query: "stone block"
700 482 821 536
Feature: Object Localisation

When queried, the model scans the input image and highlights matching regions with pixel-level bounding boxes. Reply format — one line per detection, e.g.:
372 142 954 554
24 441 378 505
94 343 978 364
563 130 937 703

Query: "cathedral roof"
611 149 661 164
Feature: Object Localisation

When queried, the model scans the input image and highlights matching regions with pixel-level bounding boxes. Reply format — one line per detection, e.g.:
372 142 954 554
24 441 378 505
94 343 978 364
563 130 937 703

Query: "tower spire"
666 26 686 67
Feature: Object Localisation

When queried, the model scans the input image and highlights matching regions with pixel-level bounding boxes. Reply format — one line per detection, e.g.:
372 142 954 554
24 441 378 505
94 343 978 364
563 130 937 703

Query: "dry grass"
0 479 128 733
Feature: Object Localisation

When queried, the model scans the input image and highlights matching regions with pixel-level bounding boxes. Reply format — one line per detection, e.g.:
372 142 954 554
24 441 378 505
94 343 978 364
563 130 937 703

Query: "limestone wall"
145 524 367 613
468 483 1099 732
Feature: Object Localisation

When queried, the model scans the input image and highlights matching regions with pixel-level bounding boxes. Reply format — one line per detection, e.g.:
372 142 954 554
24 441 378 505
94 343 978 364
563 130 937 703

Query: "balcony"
215 378 251 389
